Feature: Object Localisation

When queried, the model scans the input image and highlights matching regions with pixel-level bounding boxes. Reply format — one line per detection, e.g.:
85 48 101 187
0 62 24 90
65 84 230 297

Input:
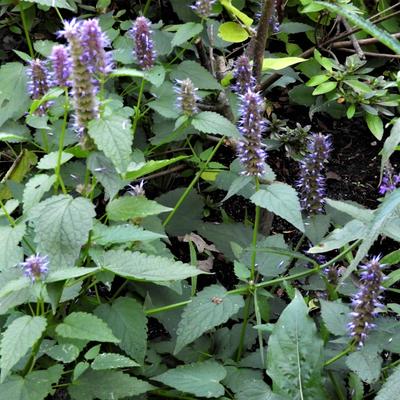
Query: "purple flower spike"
297 133 332 214
175 78 199 116
379 164 400 195
80 19 113 75
233 55 256 95
237 89 267 177
191 0 215 18
348 256 385 347
131 16 156 70
50 45 71 87
28 59 50 115
20 254 49 282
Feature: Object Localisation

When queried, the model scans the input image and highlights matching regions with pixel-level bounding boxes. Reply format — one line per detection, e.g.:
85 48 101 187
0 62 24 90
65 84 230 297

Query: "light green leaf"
346 347 382 384
68 369 153 400
46 267 99 283
22 174 56 214
251 183 305 232
25 0 75 11
29 195 95 269
95 297 147 363
266 291 326 399
144 65 166 87
0 315 47 382
218 22 249 43
56 312 119 343
91 353 140 370
154 360 226 398
380 119 400 181
306 74 330 87
175 285 244 353
45 344 80 363
375 365 400 400
349 373 364 400
320 300 350 336
219 0 253 26
262 57 306 71
109 68 144 78
37 151 73 170
88 115 133 173
0 224 25 271
171 22 203 47
312 81 337 95
106 196 171 221
344 80 372 93
192 111 240 138
101 249 203 282
365 113 384 140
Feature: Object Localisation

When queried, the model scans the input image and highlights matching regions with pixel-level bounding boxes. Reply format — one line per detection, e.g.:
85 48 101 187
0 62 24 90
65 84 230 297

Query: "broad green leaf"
320 300 350 336
251 183 304 232
175 285 244 353
45 344 80 363
171 22 203 47
344 80 372 93
266 291 326 399
0 224 25 271
375 365 400 400
68 369 153 400
0 315 47 382
346 347 382 384
219 0 253 26
91 353 140 370
192 111 240 138
101 249 203 282
106 196 171 221
170 60 221 90
0 199 19 217
218 22 249 43
88 115 133 173
22 174 56 214
304 214 331 245
306 74 330 87
29 195 95 269
46 267 99 283
154 360 226 398
313 49 334 72
37 151 73 170
25 0 75 11
221 175 253 202
0 63 30 126
56 312 119 343
262 57 306 71
144 65 165 87
365 113 384 140
380 119 400 181
95 297 147 363
0 276 30 299
0 365 63 400
235 379 278 400
312 81 337 95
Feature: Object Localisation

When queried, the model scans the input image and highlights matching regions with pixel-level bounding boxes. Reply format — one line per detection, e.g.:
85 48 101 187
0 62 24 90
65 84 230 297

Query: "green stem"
19 3 34 58
320 239 361 270
152 389 196 399
328 371 346 400
253 288 265 366
143 0 152 15
236 294 252 361
162 137 225 227
0 199 16 227
132 78 145 137
55 89 69 194
145 300 192 316
250 178 261 280
54 6 64 22
324 344 353 367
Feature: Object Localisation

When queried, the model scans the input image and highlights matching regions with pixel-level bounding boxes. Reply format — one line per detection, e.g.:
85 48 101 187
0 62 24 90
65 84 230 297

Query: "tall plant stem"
132 78 146 137
19 3 34 58
236 294 252 361
324 344 353 366
162 137 225 227
55 89 69 194
250 177 261 280
0 199 16 227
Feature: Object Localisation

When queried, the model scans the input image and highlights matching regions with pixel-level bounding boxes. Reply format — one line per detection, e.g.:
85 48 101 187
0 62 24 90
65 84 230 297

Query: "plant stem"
250 178 261 280
162 137 225 227
132 78 146 137
0 199 16 227
55 89 69 194
236 294 252 361
324 344 353 367
152 389 196 399
145 300 192 316
19 3 34 58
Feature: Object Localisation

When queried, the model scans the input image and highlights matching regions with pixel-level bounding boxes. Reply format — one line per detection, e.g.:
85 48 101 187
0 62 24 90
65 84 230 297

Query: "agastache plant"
233 55 256 95
131 16 156 70
379 164 400 195
20 254 49 282
348 256 386 347
175 78 199 116
236 89 267 177
50 45 71 87
297 133 332 214
28 59 51 115
191 0 215 18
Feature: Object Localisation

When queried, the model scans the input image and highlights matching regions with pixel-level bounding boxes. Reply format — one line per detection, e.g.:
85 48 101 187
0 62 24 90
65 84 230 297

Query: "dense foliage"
0 0 400 399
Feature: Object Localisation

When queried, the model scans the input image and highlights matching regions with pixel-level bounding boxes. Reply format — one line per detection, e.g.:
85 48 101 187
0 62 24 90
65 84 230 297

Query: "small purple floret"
50 45 71 87
233 55 256 95
20 254 49 282
131 16 156 70
379 165 400 195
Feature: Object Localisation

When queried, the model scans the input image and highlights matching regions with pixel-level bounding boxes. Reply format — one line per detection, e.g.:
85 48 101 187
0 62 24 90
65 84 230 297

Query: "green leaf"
221 175 253 202
88 115 133 173
235 379 277 400
344 80 372 93
109 68 144 78
306 74 330 87
154 360 226 398
175 285 245 353
22 174 56 214
380 119 400 181
68 369 153 400
0 224 25 271
320 300 350 336
95 297 147 363
266 290 326 399
219 0 253 26
312 81 337 95
46 267 100 283
91 353 140 370
56 312 119 343
171 22 203 47
251 183 304 232
29 195 95 269
170 60 221 90
346 347 382 384
0 315 47 382
315 1 400 54
347 104 356 119
0 63 30 126
365 113 384 140
45 344 80 363
375 365 400 400
106 196 171 221
218 22 249 43
101 249 203 282
25 0 75 11
0 365 63 400
191 111 240 138
349 373 364 400
262 57 306 71
144 65 165 87
37 152 73 170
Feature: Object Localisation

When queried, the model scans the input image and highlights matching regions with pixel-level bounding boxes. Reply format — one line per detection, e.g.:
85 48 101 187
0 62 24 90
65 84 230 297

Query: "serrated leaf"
218 22 249 43
101 249 203 281
88 115 132 173
45 344 80 363
375 365 400 400
192 111 240 138
46 267 100 283
29 195 95 269
91 353 140 370
266 291 326 399
56 312 119 343
262 57 305 71
37 151 73 170
106 196 171 221
0 224 25 271
320 300 350 336
235 379 278 400
346 347 382 384
251 183 304 232
95 297 147 363
221 175 253 202
171 22 203 47
175 285 244 353
22 174 56 214
68 369 153 400
144 65 165 87
154 360 226 398
0 315 47 382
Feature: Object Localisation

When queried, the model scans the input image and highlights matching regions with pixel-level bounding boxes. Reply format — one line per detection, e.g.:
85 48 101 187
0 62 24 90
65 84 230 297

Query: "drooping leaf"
218 22 249 43
191 111 240 138
0 224 25 271
37 152 73 170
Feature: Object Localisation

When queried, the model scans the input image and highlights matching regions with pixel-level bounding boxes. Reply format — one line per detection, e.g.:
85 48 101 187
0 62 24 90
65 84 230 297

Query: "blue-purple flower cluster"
379 165 400 195
27 59 50 115
297 133 332 214
233 55 256 96
20 254 49 282
50 45 71 87
191 0 215 18
348 256 385 347
131 16 156 70
175 78 199 116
